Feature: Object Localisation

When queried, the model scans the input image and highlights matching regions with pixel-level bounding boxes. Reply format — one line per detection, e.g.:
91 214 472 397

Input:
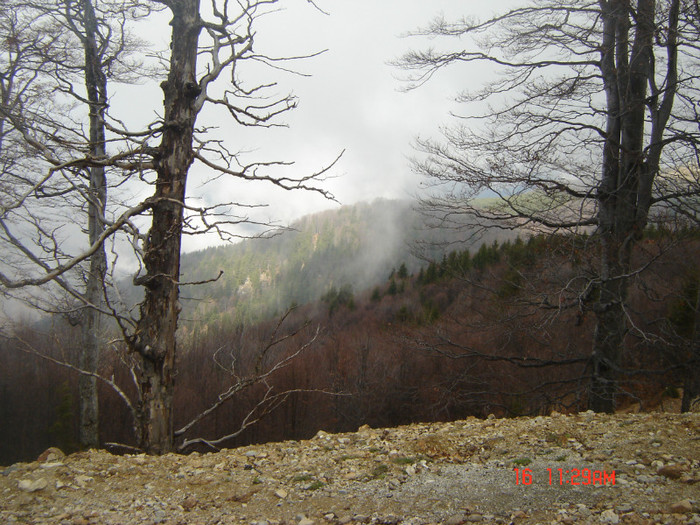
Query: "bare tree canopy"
1 0 337 454
396 0 700 412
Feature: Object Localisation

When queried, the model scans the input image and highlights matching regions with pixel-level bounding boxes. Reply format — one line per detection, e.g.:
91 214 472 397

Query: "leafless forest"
1 0 699 464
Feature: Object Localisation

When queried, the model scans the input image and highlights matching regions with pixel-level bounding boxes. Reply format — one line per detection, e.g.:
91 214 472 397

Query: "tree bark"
131 0 201 455
79 0 107 449
590 0 655 412
681 278 700 412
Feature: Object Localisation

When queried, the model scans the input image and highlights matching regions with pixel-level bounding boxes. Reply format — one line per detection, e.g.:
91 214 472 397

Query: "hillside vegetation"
175 199 504 326
0 202 698 465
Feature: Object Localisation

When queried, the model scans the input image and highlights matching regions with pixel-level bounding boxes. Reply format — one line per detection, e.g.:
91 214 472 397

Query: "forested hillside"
175 199 504 326
2 220 697 465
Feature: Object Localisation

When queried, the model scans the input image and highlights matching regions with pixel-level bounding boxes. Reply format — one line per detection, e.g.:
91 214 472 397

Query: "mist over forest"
2 196 698 465
1 0 699 480
173 199 508 327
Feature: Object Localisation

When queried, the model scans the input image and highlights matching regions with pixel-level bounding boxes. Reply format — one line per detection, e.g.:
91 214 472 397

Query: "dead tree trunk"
131 0 201 455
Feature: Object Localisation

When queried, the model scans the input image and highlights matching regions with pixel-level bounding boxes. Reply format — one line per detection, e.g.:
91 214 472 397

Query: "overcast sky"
113 1 509 252
1 1 510 320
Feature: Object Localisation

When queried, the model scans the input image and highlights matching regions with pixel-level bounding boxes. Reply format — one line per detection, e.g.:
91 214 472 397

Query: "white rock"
576 504 592 517
600 509 619 524
74 475 94 488
18 478 48 492
39 462 64 469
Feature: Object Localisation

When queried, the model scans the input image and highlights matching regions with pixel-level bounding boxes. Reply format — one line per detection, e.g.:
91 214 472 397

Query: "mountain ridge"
177 198 503 326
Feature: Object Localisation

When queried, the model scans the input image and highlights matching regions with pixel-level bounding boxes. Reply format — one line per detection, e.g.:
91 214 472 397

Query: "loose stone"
18 478 48 492
669 500 693 514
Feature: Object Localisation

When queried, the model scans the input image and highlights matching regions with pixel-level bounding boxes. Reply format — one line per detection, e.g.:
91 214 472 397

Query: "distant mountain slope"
177 198 495 326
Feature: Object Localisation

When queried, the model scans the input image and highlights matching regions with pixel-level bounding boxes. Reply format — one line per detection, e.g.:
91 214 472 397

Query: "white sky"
2 0 511 321
111 1 509 252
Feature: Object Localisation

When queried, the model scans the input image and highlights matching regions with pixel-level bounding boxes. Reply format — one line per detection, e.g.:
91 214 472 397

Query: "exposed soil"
2 411 699 525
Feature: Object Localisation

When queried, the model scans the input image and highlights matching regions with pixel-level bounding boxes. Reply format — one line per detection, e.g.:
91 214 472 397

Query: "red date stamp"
514 467 616 486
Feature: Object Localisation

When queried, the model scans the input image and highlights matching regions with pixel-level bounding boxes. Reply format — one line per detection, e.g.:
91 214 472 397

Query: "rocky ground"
1 411 699 525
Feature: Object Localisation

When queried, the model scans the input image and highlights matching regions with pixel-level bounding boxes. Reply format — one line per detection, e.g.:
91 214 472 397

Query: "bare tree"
47 0 146 449
1 0 338 454
1 0 154 448
396 0 700 412
120 0 337 454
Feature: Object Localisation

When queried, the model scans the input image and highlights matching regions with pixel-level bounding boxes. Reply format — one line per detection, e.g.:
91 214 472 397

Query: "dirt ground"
1 410 699 525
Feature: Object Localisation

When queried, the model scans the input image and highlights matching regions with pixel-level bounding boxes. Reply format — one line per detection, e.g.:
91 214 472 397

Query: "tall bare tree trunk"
79 0 107 449
590 0 654 412
590 247 630 412
131 0 201 455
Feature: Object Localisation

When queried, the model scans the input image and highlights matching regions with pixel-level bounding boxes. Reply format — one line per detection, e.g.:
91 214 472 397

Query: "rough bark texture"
132 0 201 455
78 0 107 449
681 280 700 412
590 0 673 412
